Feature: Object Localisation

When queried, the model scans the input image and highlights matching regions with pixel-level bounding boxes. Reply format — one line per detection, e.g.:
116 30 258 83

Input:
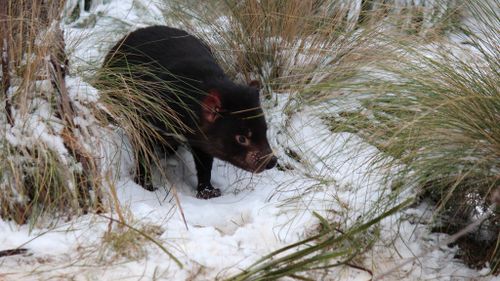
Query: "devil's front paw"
142 183 158 192
134 175 157 191
196 183 221 199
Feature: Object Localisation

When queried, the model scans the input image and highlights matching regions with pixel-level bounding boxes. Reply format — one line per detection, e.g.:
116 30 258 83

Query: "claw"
143 183 157 191
196 184 221 199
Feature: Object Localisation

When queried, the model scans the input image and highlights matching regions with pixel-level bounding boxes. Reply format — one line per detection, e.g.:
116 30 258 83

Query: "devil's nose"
265 155 278 170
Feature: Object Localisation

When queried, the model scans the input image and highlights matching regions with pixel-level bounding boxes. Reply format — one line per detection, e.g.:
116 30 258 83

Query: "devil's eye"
236 135 249 146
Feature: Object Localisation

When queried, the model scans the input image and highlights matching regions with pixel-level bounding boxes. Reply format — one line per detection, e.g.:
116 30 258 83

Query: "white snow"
0 1 496 280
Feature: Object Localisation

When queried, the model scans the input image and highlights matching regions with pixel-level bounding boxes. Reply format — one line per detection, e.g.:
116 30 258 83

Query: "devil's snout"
265 155 278 170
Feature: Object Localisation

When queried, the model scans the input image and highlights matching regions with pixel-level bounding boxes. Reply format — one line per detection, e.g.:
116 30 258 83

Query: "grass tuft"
227 199 411 281
324 0 499 272
93 51 193 193
100 214 183 268
164 0 385 98
0 0 105 226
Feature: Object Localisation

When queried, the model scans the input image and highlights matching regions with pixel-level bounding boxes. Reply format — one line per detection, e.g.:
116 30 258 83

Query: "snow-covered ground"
0 1 497 280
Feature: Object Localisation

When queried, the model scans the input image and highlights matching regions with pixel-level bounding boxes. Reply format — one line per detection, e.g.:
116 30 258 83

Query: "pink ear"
202 90 221 123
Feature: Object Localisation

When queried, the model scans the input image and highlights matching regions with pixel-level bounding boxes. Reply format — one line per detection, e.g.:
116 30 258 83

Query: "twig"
346 262 374 280
0 248 28 257
0 1 13 126
48 23 103 211
48 23 71 122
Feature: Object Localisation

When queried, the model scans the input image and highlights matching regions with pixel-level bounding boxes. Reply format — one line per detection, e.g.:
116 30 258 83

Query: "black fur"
104 26 277 199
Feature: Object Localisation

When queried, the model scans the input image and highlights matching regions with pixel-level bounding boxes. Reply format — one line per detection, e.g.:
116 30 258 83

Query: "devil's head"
193 80 277 173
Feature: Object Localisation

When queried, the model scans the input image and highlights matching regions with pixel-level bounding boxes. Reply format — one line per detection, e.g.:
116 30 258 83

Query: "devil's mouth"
208 148 268 173
215 154 266 173
230 159 266 173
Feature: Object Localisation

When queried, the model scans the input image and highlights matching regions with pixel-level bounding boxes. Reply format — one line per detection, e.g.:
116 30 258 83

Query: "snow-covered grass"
321 0 499 272
0 0 106 225
0 0 498 280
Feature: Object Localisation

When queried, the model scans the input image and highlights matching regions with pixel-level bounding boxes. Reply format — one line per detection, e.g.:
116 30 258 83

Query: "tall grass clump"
326 0 499 272
164 0 461 98
0 0 104 225
164 0 384 96
94 51 193 192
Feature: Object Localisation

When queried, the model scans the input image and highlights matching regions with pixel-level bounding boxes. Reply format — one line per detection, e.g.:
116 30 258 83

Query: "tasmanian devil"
103 26 277 199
